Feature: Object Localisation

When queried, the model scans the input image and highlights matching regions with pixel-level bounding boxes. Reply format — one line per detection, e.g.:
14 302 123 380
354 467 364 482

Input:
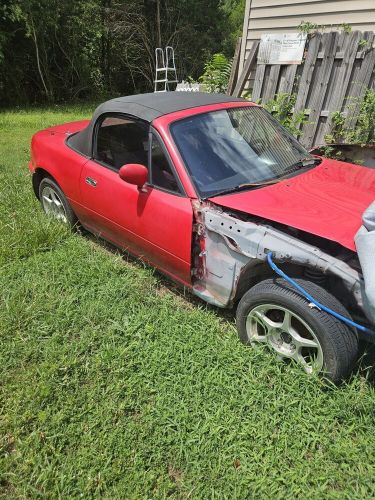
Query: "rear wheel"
236 278 358 382
39 177 77 227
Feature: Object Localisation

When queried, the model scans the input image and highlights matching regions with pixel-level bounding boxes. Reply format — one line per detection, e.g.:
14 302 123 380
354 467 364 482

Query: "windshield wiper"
289 156 322 169
208 179 280 198
207 157 322 198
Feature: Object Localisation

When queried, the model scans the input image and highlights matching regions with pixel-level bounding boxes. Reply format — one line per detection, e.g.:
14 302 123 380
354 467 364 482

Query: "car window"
150 134 181 194
170 106 310 198
95 115 149 171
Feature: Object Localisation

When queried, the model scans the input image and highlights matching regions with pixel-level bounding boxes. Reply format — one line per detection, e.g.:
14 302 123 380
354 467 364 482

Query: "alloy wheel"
246 303 324 373
41 185 67 223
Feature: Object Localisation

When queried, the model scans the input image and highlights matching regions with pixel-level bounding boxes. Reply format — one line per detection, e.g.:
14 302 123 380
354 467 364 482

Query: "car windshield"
171 106 315 198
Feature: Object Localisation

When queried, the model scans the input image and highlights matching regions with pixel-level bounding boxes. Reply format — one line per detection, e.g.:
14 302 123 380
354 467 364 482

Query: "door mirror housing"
119 163 148 188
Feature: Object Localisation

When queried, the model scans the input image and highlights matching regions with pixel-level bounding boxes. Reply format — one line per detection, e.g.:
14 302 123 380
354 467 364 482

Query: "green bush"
263 93 307 138
325 89 375 146
199 53 232 93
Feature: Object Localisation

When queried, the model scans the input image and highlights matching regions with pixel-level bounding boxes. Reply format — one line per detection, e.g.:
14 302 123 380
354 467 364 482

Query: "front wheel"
236 278 358 382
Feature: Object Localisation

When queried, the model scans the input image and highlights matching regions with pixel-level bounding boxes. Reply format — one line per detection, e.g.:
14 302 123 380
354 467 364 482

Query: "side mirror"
119 163 148 188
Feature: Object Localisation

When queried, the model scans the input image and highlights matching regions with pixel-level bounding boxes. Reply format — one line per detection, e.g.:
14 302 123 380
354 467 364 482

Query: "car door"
78 113 193 285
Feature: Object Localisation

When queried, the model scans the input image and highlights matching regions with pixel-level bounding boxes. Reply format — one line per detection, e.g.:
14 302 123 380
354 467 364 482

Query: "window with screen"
95 115 149 171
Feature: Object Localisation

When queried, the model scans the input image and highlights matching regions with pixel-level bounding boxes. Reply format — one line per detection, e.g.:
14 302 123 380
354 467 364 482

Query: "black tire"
236 278 358 382
38 177 78 228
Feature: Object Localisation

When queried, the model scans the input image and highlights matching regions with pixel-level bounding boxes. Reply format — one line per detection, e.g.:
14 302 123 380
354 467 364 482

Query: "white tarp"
355 201 375 321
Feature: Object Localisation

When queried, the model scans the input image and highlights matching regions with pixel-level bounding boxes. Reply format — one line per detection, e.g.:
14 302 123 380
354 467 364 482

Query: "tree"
0 0 244 105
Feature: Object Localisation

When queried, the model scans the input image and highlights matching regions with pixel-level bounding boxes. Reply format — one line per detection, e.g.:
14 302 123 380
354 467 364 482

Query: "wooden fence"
229 30 375 148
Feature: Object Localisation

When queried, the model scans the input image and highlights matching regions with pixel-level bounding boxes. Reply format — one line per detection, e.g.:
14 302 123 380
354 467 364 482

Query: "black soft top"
68 91 246 157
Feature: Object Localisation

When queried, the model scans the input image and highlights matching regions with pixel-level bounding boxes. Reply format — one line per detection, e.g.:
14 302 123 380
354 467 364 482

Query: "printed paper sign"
258 33 307 65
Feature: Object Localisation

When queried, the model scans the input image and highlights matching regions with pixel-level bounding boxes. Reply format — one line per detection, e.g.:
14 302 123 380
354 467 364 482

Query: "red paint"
119 163 148 186
78 159 192 283
30 100 375 294
209 159 375 251
31 122 89 201
30 104 256 286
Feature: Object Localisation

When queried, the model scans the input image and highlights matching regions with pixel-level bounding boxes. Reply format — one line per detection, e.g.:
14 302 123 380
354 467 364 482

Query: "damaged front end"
191 201 375 341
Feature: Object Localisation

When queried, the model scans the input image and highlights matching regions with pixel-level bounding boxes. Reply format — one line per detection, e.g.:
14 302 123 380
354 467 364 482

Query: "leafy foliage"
358 38 368 50
339 22 352 33
298 20 323 35
325 89 375 146
297 19 353 35
0 0 245 105
325 110 346 144
346 89 375 145
219 0 246 54
316 145 345 161
199 53 232 93
263 93 307 138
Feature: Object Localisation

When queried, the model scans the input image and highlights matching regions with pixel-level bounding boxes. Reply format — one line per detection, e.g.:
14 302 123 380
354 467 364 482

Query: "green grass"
1 105 375 498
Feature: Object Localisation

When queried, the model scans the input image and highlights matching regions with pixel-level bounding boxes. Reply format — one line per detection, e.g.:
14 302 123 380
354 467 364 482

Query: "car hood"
208 159 375 251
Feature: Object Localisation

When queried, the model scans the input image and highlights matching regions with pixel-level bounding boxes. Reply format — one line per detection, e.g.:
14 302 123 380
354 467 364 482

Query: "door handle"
85 177 97 187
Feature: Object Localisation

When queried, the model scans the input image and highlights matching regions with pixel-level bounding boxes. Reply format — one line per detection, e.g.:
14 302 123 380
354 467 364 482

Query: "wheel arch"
32 167 58 199
233 261 304 305
232 260 355 313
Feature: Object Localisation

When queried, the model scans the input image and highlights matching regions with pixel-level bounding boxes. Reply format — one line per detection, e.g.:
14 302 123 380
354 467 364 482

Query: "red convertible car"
29 92 375 382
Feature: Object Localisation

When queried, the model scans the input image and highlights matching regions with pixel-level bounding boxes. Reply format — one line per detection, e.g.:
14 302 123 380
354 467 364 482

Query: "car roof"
98 92 246 122
68 92 247 157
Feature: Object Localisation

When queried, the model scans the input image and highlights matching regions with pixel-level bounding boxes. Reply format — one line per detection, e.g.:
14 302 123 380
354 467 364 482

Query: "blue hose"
266 252 375 338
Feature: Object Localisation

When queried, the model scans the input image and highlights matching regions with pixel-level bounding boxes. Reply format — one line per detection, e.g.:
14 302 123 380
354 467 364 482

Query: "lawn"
1 105 375 498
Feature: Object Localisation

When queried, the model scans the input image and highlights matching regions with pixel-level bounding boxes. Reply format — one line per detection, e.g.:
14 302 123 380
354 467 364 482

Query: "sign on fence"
258 34 307 65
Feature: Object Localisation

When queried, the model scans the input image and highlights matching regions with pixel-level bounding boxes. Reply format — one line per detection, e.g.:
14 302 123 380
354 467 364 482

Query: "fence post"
232 41 260 98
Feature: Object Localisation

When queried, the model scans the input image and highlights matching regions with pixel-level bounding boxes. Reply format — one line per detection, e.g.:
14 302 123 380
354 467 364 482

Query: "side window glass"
95 116 149 171
151 135 181 194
